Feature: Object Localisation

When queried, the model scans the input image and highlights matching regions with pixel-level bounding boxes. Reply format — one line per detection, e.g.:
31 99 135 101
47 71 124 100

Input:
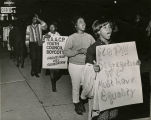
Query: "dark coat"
9 28 15 48
13 25 27 57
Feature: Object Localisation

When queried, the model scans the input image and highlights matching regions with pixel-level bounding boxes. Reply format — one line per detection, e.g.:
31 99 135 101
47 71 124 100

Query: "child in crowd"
63 16 95 115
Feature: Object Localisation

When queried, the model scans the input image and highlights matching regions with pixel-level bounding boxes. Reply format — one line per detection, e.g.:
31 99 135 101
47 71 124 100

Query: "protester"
83 17 118 120
145 18 151 60
8 24 15 59
44 22 64 92
146 19 151 38
63 16 95 115
14 19 27 68
133 14 147 59
45 22 60 76
26 14 47 77
47 22 60 36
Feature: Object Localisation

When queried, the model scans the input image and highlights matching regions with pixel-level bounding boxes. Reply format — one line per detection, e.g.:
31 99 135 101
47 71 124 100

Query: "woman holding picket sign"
45 22 60 75
81 17 119 120
47 22 60 37
63 16 95 115
81 16 141 120
44 22 63 92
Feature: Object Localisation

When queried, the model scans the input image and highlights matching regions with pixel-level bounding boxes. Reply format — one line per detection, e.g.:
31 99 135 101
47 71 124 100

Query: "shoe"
80 101 86 113
16 64 19 67
21 64 24 68
74 103 83 115
35 73 40 78
52 88 57 92
80 99 87 113
31 71 35 76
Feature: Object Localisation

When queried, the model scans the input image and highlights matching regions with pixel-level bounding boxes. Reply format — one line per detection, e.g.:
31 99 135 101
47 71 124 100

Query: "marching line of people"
5 13 151 120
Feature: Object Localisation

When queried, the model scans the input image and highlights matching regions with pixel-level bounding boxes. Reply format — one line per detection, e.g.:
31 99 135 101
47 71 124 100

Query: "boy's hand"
35 14 42 22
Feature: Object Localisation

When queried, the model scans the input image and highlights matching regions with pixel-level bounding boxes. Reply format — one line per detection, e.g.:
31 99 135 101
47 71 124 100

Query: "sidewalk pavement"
0 49 88 120
0 48 150 120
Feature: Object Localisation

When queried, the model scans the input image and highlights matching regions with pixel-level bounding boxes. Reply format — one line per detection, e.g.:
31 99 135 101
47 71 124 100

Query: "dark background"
1 0 151 35
1 0 151 70
0 0 150 119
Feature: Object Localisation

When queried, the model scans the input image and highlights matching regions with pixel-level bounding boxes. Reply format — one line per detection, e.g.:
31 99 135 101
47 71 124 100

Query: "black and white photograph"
0 0 150 120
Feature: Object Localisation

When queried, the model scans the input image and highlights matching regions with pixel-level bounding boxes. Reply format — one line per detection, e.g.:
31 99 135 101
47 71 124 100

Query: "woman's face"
98 23 112 41
75 18 86 32
49 24 56 33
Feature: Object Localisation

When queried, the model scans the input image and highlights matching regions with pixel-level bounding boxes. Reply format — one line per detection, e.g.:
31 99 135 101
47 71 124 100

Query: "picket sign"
93 42 143 112
42 35 68 69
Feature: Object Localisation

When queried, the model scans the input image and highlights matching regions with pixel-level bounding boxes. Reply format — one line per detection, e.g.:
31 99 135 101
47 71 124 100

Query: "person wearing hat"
83 17 119 120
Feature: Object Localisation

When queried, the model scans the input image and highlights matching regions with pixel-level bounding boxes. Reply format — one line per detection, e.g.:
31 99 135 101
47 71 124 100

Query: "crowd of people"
4 13 151 120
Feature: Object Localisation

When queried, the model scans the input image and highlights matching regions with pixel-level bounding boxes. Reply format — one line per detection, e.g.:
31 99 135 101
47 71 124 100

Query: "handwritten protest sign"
94 42 143 112
42 35 68 69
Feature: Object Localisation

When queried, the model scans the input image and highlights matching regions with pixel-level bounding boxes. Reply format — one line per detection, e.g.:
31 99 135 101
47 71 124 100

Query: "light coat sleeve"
81 63 96 99
25 26 30 46
26 26 30 40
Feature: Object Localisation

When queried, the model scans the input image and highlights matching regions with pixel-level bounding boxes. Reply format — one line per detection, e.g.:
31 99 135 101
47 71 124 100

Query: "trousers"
68 63 85 103
29 42 42 73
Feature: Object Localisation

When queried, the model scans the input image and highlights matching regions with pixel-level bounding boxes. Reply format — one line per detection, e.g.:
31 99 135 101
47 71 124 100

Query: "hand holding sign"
93 60 100 72
93 42 143 112
42 36 68 69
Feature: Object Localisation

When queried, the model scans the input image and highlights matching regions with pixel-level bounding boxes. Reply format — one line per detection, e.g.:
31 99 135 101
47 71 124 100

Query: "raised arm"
36 15 47 30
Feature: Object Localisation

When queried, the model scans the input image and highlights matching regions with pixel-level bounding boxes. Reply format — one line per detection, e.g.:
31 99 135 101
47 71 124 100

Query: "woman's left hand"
93 64 100 72
93 60 100 72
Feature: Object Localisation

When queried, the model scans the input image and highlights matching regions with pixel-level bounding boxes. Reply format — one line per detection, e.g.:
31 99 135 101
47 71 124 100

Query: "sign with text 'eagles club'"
42 35 68 69
94 42 143 112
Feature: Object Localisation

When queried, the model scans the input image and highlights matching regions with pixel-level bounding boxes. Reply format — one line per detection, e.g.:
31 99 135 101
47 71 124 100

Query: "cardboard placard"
94 42 143 111
42 35 68 69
